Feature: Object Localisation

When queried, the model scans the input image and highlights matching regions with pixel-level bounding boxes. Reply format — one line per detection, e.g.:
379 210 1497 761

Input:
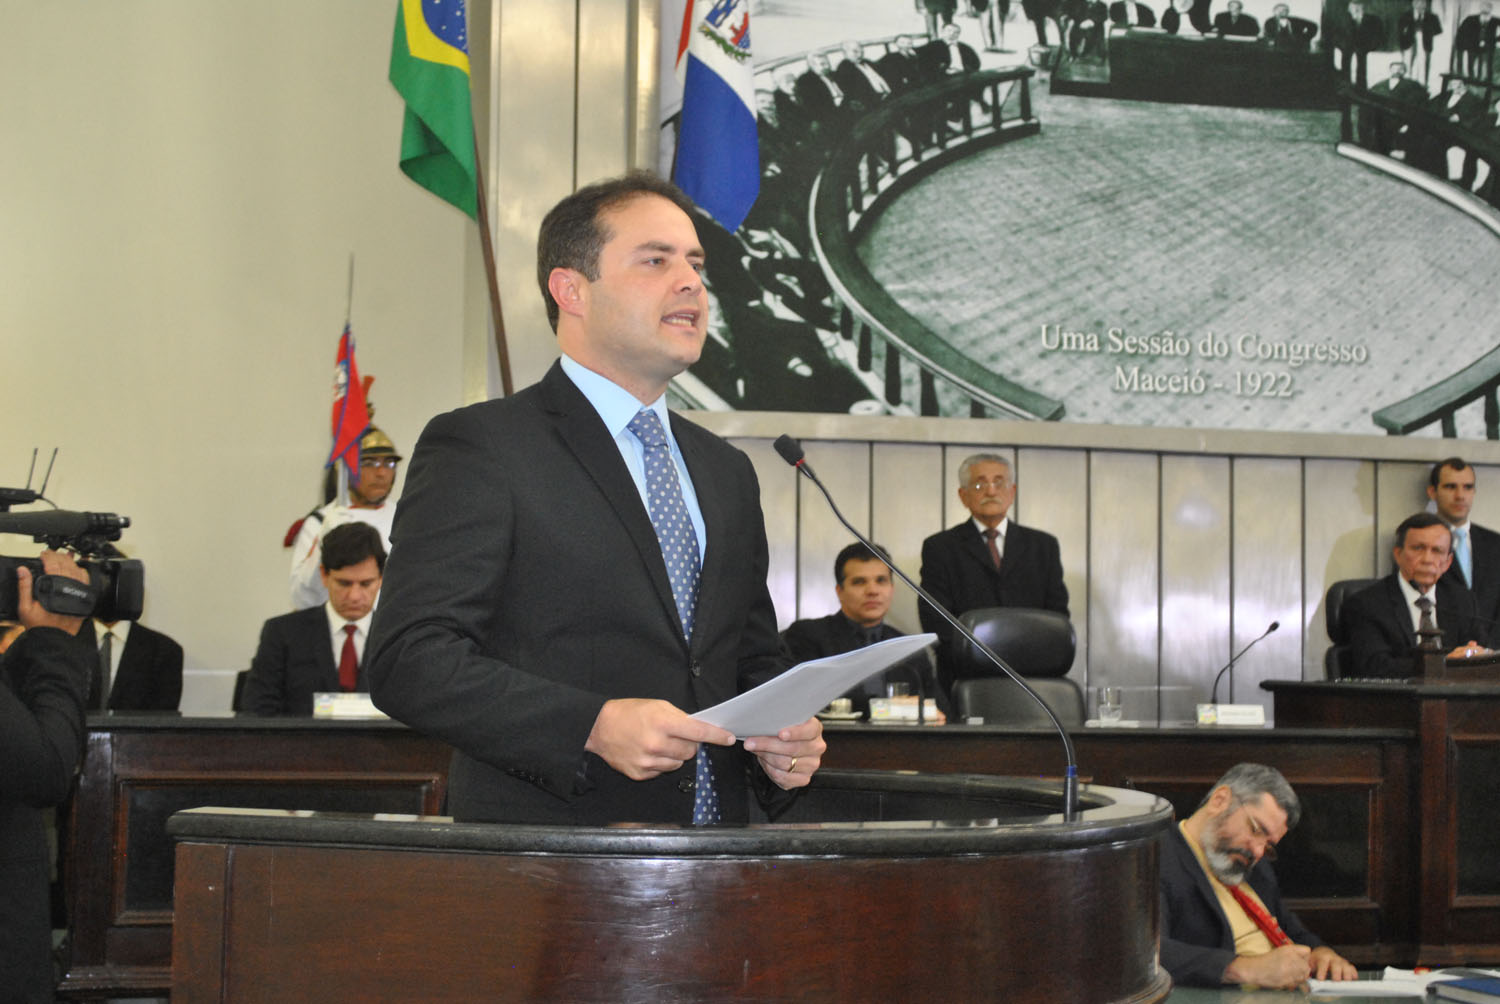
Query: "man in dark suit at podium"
1161 763 1357 988
368 173 824 827
919 452 1068 698
1343 512 1490 678
782 542 934 718
1430 457 1500 625
242 523 385 716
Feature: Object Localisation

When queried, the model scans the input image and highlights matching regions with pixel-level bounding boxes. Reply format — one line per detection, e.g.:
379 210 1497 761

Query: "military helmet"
360 425 402 461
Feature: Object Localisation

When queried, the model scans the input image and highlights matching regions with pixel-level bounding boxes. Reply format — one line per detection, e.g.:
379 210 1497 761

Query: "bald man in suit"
919 451 1069 699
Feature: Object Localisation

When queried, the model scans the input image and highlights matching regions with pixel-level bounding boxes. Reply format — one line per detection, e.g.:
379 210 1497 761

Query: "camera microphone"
0 510 130 541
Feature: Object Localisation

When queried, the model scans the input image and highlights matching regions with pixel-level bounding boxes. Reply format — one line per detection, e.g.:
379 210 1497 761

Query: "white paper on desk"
1308 965 1500 996
694 633 937 737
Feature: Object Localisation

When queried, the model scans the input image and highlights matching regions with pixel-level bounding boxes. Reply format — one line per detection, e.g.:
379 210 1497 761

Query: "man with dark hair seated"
243 522 386 715
1341 512 1490 678
1161 763 1357 988
782 541 934 718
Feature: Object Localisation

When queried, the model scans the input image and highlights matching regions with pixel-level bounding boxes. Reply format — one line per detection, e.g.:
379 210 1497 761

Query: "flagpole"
345 254 355 327
471 132 514 397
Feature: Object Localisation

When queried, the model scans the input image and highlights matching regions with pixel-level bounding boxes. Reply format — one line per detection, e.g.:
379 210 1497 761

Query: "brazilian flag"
390 0 477 218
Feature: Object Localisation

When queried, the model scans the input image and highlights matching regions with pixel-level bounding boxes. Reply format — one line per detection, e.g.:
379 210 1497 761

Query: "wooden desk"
59 715 450 999
169 776 1172 1003
824 722 1416 961
61 715 1422 997
1267 680 1500 964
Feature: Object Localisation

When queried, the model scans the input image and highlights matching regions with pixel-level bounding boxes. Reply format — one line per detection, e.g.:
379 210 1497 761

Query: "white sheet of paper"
694 633 937 737
1307 966 1500 997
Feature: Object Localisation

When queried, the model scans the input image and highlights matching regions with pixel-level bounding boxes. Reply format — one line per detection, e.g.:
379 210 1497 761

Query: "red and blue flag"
671 0 760 230
327 327 370 480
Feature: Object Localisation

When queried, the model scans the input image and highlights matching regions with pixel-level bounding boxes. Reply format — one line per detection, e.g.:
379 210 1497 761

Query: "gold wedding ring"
788 757 799 773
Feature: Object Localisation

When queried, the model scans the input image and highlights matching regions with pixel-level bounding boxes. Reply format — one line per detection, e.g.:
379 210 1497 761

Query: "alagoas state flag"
670 0 760 230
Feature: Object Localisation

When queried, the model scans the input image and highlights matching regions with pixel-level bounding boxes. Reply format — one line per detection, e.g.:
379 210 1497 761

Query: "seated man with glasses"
918 451 1069 700
1161 763 1357 988
289 425 403 610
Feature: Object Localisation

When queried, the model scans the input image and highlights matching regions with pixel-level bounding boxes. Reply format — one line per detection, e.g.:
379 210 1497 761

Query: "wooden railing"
1339 82 1500 211
808 67 1064 420
1340 84 1500 438
1372 345 1500 438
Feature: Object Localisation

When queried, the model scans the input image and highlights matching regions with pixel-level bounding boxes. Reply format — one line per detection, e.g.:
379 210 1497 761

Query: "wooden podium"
169 771 1172 1003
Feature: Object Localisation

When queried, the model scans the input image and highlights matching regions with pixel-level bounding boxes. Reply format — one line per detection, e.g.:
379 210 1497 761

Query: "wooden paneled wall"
696 412 1500 723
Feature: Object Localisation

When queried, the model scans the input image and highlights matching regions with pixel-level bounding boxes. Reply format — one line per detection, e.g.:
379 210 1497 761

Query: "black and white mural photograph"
661 0 1500 436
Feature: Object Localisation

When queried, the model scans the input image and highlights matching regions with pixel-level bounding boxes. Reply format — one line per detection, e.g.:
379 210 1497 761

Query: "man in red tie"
242 523 385 715
1160 763 1358 988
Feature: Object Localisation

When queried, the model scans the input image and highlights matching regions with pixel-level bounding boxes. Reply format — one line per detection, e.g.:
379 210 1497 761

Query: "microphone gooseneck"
1209 621 1280 706
773 435 1080 822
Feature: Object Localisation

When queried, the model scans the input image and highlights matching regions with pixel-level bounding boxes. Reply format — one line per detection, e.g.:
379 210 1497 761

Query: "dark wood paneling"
170 795 1170 1004
59 719 450 999
822 723 1416 963
1267 682 1500 965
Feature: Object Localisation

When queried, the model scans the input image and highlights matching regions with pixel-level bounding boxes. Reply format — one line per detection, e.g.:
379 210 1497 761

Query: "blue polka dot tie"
627 409 718 825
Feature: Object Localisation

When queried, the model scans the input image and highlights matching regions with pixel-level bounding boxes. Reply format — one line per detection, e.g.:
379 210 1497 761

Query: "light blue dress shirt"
559 354 708 557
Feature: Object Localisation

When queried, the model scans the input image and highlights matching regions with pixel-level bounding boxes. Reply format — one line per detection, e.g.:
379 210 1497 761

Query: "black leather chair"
949 607 1084 726
1324 577 1380 679
231 669 251 712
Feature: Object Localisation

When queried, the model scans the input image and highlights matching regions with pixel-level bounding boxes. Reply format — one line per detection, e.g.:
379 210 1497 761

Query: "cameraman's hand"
17 550 88 636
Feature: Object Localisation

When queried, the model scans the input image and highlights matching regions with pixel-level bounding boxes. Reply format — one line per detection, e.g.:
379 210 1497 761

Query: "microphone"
0 510 130 540
1209 621 1279 706
774 434 1081 822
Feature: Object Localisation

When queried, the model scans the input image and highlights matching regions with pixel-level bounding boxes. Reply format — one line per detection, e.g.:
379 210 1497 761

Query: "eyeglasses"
966 479 1010 493
1235 800 1279 862
360 458 399 469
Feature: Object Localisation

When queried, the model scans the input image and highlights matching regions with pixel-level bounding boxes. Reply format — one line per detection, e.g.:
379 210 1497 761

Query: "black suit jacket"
242 606 354 716
1263 14 1317 47
1342 573 1486 678
918 520 1069 689
833 58 892 112
1441 522 1500 626
1430 88 1487 127
1369 75 1429 104
793 70 848 129
1160 824 1324 987
78 620 183 711
367 362 790 826
780 613 933 716
0 627 89 1003
1110 1 1157 27
920 38 981 78
1334 13 1386 55
874 50 924 92
1397 10 1442 49
1213 11 1259 36
1455 13 1498 52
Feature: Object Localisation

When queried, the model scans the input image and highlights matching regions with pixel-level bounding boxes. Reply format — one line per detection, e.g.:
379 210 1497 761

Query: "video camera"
0 485 144 623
